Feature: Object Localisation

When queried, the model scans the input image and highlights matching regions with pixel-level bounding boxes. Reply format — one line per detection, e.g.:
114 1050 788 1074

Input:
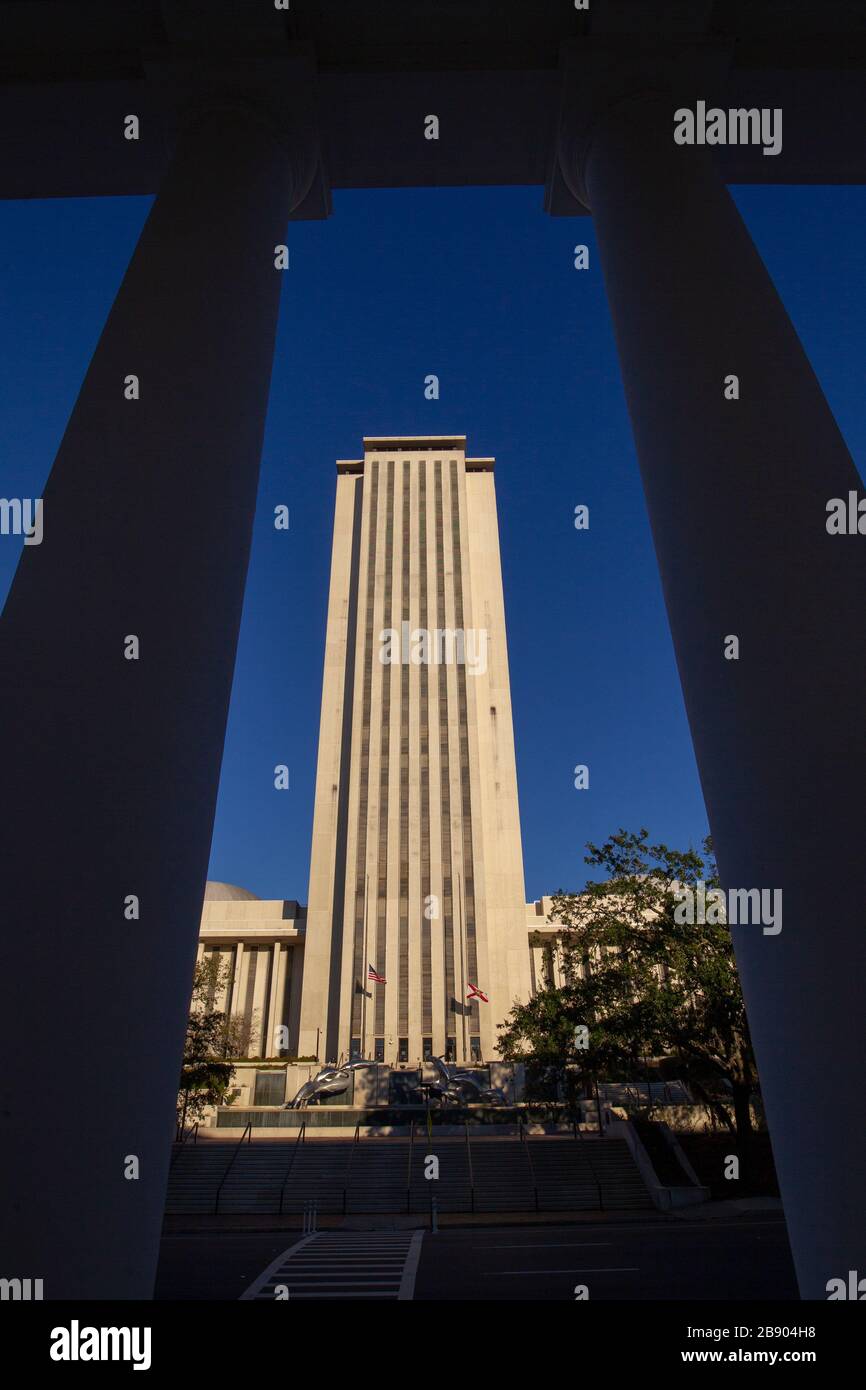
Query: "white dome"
204 881 260 902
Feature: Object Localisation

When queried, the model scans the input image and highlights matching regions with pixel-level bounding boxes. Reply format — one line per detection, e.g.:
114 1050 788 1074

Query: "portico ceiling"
1 0 865 208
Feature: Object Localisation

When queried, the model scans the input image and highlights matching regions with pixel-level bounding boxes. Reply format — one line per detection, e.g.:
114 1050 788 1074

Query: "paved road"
413 1218 797 1301
238 1232 423 1300
155 1216 797 1301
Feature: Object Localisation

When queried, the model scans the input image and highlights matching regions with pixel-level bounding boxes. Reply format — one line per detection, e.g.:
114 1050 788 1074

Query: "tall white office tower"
299 437 531 1065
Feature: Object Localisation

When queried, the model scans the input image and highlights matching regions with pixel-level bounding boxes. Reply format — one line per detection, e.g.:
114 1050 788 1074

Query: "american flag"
368 963 386 984
467 982 488 1002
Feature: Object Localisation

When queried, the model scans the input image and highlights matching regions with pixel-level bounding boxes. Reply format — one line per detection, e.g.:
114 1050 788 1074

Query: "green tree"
176 956 244 1137
498 829 759 1162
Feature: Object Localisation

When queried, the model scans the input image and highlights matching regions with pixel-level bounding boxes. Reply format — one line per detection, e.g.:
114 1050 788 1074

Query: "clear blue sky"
1 184 864 902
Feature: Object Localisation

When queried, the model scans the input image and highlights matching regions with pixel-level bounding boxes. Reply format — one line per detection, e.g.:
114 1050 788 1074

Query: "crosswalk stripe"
289 1284 400 1295
283 1280 402 1287
239 1231 424 1301
238 1235 317 1300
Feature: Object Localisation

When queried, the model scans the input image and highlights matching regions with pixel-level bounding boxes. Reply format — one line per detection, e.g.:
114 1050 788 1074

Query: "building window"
422 1037 433 1061
254 1070 286 1106
350 1037 361 1059
374 1037 385 1062
470 1036 482 1063
398 1037 409 1063
445 1036 456 1062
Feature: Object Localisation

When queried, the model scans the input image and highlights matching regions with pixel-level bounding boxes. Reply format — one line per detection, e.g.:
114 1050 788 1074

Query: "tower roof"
337 437 493 472
363 436 467 451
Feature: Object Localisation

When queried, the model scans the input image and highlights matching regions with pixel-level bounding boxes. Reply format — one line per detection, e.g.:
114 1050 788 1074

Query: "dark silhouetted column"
559 89 866 1299
0 101 306 1298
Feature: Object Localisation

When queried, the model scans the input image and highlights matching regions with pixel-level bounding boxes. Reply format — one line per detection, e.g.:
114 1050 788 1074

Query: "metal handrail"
574 1120 604 1210
521 1123 540 1212
169 1121 199 1168
213 1121 252 1214
464 1122 475 1213
278 1120 306 1215
343 1122 361 1215
406 1118 416 1213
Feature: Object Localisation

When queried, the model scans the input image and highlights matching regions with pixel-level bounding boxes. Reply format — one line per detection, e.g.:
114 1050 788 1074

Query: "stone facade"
297 437 533 1065
198 439 565 1074
198 880 559 1075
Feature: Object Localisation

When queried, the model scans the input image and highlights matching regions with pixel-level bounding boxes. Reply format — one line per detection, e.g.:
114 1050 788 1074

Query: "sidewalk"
162 1202 785 1236
672 1196 785 1220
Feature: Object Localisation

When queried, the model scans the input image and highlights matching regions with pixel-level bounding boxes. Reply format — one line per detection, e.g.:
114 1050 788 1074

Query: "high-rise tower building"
298 437 530 1065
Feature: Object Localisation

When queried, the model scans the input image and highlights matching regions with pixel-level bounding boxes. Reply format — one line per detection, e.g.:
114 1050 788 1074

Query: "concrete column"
234 944 253 1057
559 90 866 1298
425 458 447 1063
271 939 289 1054
229 942 247 1021
0 101 307 1298
286 946 305 1057
264 941 284 1057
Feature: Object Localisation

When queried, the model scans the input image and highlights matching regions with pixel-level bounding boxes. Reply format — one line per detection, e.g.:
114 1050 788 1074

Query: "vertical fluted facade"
299 437 530 1066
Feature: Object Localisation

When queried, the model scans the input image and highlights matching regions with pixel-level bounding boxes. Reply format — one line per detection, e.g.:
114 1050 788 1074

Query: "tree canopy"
176 955 244 1137
497 829 758 1144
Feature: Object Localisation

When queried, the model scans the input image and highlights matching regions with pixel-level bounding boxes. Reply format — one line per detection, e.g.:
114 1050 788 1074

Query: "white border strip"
398 1231 424 1301
238 1234 318 1300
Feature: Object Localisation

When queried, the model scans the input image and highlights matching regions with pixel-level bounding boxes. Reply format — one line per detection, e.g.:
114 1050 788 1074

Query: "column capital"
144 45 331 220
546 36 731 215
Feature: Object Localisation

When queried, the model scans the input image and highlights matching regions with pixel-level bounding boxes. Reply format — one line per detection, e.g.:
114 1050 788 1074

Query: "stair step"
164 1136 654 1214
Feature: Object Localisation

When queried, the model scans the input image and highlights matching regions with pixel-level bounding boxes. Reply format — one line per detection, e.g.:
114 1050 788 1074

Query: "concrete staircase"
408 1137 473 1213
165 1132 654 1216
165 1142 237 1214
276 1140 353 1214
216 1143 292 1214
346 1140 410 1213
470 1137 537 1212
530 1136 653 1211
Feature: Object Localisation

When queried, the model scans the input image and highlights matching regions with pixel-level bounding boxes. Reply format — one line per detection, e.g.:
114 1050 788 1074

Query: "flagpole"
361 872 370 1057
458 871 468 1062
